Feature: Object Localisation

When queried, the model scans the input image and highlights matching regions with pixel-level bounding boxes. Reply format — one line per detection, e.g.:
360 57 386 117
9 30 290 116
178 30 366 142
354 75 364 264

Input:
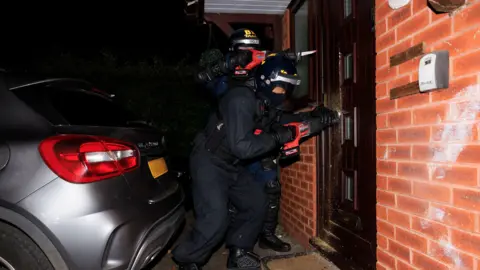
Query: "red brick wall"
279 9 318 247
376 0 480 269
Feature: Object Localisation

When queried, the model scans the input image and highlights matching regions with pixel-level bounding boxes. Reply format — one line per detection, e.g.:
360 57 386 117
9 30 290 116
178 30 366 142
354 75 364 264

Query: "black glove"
271 124 296 146
310 106 340 126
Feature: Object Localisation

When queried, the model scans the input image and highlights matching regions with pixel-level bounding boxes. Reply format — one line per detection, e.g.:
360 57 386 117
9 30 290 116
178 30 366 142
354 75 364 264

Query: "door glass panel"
345 175 354 201
344 0 352 18
344 53 353 80
294 2 309 98
344 115 353 140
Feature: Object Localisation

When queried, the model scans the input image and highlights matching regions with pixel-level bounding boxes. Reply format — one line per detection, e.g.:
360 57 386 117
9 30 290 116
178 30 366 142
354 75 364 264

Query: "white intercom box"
418 50 449 93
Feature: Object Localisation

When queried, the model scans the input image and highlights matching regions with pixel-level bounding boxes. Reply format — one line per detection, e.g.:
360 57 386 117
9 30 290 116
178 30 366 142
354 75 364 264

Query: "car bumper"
17 173 185 270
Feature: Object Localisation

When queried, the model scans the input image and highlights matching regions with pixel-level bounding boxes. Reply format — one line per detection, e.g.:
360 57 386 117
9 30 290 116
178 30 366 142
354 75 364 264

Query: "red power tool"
253 121 312 159
280 122 312 159
233 49 317 77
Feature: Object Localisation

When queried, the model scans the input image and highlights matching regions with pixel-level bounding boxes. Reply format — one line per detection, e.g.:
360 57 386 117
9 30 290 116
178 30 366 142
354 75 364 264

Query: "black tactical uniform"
172 54 299 270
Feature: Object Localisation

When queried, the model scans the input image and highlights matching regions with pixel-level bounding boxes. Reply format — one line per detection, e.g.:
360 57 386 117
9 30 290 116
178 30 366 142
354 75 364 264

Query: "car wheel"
0 222 53 270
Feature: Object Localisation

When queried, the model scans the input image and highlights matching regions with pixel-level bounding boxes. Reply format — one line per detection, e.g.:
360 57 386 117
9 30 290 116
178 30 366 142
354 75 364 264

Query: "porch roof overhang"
204 0 290 15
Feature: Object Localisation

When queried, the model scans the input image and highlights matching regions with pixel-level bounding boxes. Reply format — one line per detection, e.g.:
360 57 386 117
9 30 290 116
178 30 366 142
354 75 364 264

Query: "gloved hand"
310 106 340 126
271 124 296 145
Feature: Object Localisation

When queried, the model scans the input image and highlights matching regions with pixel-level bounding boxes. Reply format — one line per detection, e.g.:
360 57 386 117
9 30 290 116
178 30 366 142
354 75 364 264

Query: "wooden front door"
316 0 377 268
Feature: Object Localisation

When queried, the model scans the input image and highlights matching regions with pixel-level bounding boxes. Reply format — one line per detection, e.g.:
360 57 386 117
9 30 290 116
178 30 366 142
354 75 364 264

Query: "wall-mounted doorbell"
418 50 449 93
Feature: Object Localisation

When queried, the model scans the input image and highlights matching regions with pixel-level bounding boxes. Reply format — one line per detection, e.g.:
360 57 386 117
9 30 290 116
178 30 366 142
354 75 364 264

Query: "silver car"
0 72 185 270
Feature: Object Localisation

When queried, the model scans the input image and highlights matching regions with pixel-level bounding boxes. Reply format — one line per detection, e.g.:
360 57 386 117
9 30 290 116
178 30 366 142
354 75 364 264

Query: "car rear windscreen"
13 84 140 127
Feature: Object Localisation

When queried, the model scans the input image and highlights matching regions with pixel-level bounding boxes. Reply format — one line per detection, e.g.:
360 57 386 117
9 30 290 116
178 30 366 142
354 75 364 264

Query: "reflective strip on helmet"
271 75 301 86
232 39 260 45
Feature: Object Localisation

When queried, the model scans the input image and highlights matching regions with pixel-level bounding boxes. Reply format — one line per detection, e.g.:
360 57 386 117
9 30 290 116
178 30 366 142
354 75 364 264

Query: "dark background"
0 4 275 157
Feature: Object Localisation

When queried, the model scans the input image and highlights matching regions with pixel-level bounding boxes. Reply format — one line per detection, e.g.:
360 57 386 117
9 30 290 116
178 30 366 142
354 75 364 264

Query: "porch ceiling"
204 0 290 15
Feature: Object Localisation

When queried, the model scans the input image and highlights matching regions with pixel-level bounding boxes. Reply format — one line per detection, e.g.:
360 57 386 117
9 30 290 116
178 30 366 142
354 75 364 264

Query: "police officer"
197 28 339 253
172 54 301 270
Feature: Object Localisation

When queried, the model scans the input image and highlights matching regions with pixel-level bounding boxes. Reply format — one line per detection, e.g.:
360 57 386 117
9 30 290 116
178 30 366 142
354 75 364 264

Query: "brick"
412 0 427 13
377 189 396 206
413 182 451 203
413 18 452 46
377 98 396 113
454 49 480 77
413 104 448 125
432 203 476 231
453 1 480 32
389 4 412 28
376 66 397 82
378 175 388 189
377 114 388 129
429 240 475 269
376 51 388 68
388 209 411 229
376 83 388 98
396 227 428 252
388 110 412 127
432 123 477 143
377 145 388 159
378 219 395 238
378 234 388 249
388 239 411 262
388 177 412 194
377 249 396 268
378 160 397 175
397 9 430 38
433 27 480 58
377 204 388 220
452 229 480 257
376 262 387 270
397 195 429 215
457 145 480 164
411 216 448 239
396 259 415 270
388 74 411 90
377 129 397 144
398 126 430 143
377 31 396 53
398 57 421 75
453 188 480 212
376 19 388 38
432 166 477 187
396 93 429 109
411 145 441 161
388 145 411 160
376 1 394 22
398 162 429 180
412 250 450 270
431 75 478 102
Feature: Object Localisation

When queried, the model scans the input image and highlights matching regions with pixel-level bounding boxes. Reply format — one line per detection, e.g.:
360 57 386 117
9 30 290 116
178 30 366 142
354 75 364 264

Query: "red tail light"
39 135 139 183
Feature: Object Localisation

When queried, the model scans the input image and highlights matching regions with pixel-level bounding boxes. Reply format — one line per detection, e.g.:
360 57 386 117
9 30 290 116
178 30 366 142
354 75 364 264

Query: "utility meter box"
418 50 449 93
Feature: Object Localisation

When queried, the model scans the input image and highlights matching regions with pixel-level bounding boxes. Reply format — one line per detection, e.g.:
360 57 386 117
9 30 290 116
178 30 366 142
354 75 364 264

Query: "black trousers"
172 145 268 265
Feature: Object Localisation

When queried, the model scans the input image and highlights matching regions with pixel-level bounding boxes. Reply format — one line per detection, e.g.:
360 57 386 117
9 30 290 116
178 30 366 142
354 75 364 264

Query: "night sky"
0 3 229 69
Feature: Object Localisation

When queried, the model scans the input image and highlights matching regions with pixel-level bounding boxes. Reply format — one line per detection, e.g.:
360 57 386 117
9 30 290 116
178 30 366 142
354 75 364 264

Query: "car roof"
1 70 113 98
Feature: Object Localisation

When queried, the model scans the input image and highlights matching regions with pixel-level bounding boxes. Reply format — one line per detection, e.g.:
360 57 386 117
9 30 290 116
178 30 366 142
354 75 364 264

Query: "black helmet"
229 28 261 51
254 53 301 108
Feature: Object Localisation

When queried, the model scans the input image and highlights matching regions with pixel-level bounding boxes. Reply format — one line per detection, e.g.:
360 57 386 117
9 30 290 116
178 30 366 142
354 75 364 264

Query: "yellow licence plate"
148 158 168 179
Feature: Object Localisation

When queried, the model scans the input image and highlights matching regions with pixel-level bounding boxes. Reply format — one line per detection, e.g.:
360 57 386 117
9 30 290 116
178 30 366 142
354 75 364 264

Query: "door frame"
288 0 377 268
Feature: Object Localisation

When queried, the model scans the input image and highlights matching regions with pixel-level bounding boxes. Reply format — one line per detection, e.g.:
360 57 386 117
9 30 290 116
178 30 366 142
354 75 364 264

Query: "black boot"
258 179 292 252
227 247 262 270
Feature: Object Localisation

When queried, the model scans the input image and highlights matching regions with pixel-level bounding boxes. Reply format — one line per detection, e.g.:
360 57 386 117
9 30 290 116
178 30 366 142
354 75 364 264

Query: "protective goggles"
231 38 260 46
269 70 301 86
